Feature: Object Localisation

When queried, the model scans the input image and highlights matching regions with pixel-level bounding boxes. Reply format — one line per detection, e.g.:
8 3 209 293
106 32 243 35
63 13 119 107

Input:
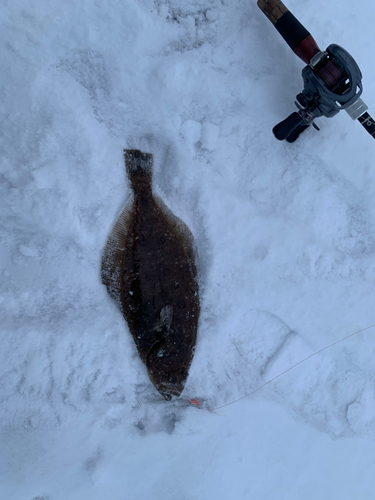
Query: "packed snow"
1 0 375 498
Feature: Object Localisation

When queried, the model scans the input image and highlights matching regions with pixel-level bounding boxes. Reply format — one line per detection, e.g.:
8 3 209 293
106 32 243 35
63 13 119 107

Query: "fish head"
146 354 189 401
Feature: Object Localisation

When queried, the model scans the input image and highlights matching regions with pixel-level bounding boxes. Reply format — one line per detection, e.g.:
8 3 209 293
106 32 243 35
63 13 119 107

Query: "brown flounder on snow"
101 149 200 400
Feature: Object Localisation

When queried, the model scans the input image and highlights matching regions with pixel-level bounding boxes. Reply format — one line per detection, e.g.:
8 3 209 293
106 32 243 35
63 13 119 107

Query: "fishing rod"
257 0 375 142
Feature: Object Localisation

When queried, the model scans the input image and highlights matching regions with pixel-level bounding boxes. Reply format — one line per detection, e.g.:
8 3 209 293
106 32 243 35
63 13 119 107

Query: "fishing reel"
273 44 368 142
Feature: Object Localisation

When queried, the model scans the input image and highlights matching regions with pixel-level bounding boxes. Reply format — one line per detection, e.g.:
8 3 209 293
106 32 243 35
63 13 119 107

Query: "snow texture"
1 0 375 498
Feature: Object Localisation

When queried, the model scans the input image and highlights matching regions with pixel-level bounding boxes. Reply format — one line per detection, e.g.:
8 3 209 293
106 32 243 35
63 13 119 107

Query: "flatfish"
101 149 200 400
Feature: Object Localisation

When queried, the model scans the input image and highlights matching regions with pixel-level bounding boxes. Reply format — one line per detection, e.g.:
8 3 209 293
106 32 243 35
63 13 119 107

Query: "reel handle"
257 0 321 63
272 111 303 141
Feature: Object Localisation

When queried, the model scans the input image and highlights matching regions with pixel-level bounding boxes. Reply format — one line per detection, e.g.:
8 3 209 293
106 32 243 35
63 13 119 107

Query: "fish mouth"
157 382 185 401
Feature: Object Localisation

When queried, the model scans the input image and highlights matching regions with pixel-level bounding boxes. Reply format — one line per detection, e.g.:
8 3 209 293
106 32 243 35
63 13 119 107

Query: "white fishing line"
210 322 375 411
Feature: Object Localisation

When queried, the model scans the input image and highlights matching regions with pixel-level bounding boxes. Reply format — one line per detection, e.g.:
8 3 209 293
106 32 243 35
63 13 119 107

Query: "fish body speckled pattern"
101 150 200 400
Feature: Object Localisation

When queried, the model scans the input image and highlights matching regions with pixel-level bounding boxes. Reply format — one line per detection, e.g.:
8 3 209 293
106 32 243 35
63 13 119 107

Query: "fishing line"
209 322 375 411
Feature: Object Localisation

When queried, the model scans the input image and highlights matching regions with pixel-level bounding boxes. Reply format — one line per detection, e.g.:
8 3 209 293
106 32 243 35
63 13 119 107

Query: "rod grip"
257 0 288 25
257 0 321 63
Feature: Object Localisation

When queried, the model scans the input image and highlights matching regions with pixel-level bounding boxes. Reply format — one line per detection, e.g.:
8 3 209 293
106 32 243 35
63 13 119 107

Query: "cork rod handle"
257 0 321 64
257 0 289 25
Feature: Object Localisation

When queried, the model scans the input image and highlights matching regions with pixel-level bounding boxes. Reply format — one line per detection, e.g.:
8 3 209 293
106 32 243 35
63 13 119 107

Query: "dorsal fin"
101 198 134 308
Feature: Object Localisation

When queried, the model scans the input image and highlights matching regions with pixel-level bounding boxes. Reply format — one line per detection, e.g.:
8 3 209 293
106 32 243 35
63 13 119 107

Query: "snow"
1 0 375 498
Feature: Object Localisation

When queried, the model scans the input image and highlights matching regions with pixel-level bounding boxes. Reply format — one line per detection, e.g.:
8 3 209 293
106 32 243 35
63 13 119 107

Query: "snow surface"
1 0 375 498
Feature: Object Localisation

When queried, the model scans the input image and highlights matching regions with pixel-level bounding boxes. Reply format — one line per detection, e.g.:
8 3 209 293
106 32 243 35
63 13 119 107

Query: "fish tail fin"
124 149 153 194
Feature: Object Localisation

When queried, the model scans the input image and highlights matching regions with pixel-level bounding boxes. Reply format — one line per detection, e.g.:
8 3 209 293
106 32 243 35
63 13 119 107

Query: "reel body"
273 44 368 142
258 0 375 142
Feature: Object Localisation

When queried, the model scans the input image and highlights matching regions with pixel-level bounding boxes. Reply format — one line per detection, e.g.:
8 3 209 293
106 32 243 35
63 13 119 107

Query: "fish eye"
169 374 178 384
